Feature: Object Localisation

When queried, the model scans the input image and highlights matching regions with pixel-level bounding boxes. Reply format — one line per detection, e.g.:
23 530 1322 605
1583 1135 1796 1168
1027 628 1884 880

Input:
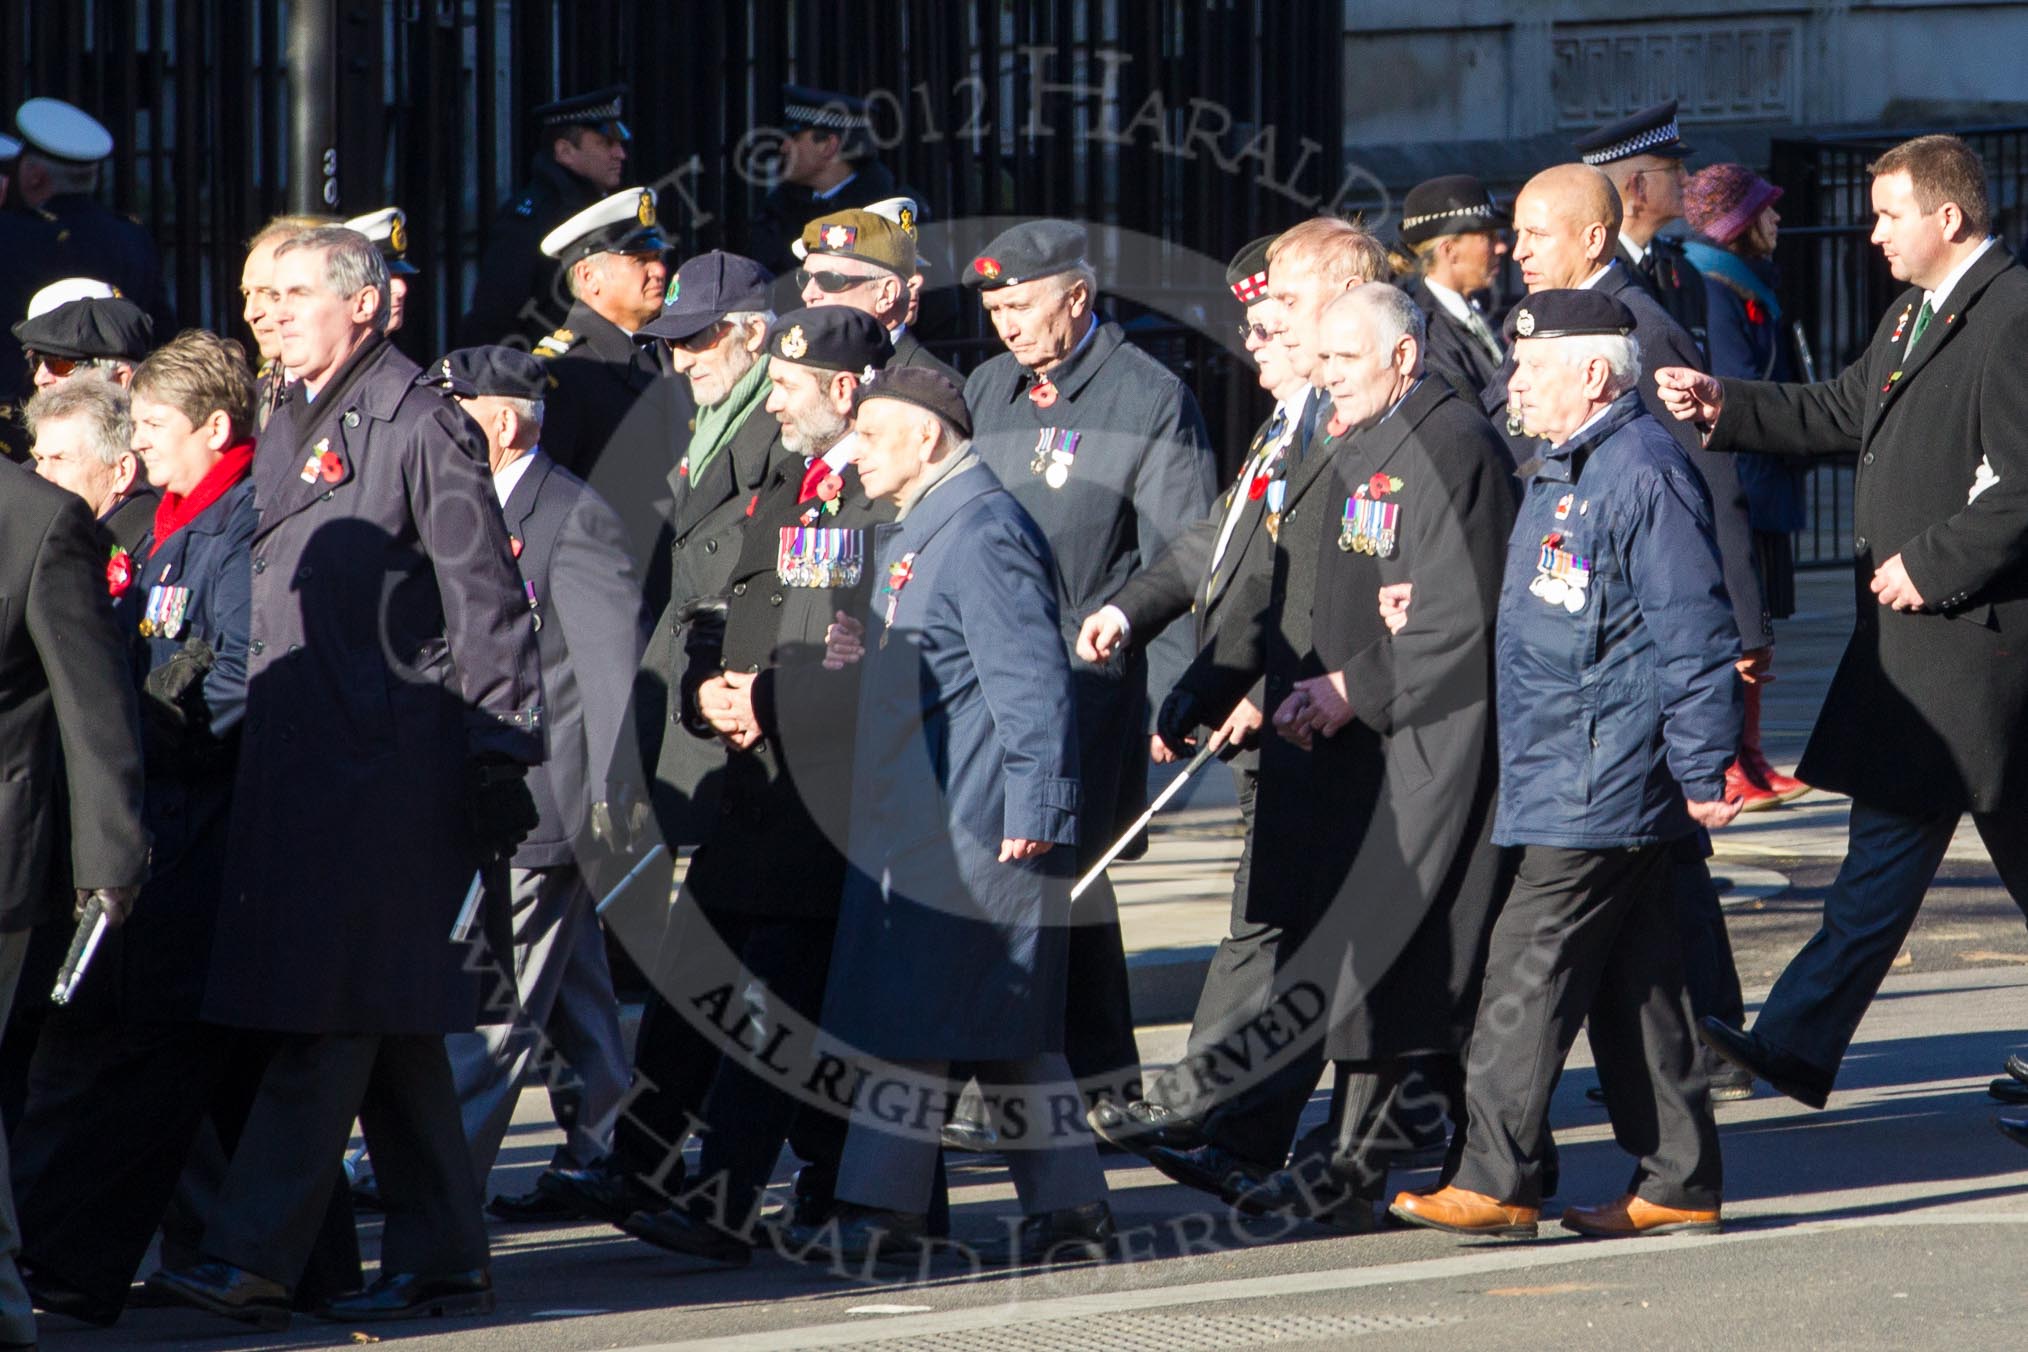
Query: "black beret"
1398 175 1508 249
1503 289 1637 342
1226 234 1276 305
1573 99 1692 166
421 345 551 401
533 85 629 143
853 366 972 440
965 219 1088 290
12 296 151 361
765 306 891 375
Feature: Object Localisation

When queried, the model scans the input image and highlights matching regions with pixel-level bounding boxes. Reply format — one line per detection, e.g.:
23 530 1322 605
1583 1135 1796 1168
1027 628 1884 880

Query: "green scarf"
683 353 771 483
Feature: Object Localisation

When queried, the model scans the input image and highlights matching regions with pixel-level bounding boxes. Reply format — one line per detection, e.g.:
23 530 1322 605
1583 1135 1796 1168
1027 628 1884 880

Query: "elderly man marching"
1392 290 1741 1241
795 368 1114 1266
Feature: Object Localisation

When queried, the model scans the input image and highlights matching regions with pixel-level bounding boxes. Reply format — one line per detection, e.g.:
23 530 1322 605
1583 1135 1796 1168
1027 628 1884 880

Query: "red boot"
1738 679 1809 802
1726 758 1783 811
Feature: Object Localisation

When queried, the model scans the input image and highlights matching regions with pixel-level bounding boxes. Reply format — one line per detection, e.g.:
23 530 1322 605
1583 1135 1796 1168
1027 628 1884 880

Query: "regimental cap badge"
820 223 858 250
974 256 1001 281
781 324 809 360
388 214 407 254
897 205 916 234
637 190 656 227
1514 307 1535 338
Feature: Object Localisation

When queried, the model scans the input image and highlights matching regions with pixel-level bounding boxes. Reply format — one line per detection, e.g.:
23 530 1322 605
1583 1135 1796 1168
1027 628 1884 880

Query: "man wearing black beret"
1392 287 1739 1242
964 219 1217 1106
415 346 643 1224
544 307 900 1253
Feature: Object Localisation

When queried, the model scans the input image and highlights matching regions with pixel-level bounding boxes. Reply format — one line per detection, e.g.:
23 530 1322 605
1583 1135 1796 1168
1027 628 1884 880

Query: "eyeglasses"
25 350 86 378
795 267 876 294
669 320 729 353
1235 322 1272 344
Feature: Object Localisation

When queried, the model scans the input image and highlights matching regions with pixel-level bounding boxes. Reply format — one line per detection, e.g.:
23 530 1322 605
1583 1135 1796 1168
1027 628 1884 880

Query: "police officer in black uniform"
1398 175 1509 402
455 86 632 348
1576 100 1709 356
747 85 904 292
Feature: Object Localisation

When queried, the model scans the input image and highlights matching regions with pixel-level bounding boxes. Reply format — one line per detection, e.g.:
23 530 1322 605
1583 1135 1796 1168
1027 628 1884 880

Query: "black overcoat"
1710 243 2028 814
1300 381 1516 1061
203 337 542 1035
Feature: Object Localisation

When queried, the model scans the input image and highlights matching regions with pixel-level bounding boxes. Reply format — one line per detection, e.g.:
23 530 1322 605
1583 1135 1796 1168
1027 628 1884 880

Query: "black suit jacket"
890 327 963 385
0 457 147 928
1712 243 2028 813
1408 277 1504 405
501 453 649 867
1483 261 1768 649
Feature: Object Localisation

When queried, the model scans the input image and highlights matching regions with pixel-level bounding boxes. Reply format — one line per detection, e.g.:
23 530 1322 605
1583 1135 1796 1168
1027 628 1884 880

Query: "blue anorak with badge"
1493 391 1741 848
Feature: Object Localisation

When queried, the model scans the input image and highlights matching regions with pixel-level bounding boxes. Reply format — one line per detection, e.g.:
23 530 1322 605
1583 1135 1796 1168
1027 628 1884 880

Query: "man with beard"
538 309 893 1244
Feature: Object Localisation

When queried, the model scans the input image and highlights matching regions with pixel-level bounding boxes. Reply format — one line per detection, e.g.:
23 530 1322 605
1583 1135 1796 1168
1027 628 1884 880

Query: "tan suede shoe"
1387 1184 1539 1238
1559 1193 1721 1237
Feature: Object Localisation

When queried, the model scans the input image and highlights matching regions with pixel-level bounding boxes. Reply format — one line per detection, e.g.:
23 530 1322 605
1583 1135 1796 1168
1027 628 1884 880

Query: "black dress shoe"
486 1186 579 1223
1143 1142 1275 1205
1235 1165 1378 1230
23 1267 119 1327
313 1269 493 1322
1086 1098 1201 1154
2006 1053 2028 1086
981 1201 1118 1265
620 1206 753 1268
1999 1117 2028 1150
535 1159 665 1226
1991 1078 2028 1105
782 1204 926 1265
144 1261 292 1331
940 1117 1000 1153
1697 1017 1832 1109
1587 1067 1754 1106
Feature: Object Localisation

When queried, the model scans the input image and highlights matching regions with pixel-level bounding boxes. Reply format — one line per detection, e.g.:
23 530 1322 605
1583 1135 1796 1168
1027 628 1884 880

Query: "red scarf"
150 440 256 555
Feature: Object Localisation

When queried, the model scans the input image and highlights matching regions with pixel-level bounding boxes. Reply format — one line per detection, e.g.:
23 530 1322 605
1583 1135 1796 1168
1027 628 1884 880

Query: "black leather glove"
1155 688 1206 758
589 783 653 856
467 757 539 861
141 637 221 770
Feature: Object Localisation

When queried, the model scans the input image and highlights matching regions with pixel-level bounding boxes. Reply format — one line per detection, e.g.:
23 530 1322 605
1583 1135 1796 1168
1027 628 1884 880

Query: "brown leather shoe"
1387 1185 1538 1238
1559 1193 1721 1237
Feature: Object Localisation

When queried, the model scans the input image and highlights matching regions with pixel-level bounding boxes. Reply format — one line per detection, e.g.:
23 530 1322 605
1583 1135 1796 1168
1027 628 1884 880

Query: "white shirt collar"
1273 383 1311 423
1925 236 1998 312
1559 403 1618 448
492 448 540 506
811 171 859 203
1617 232 1648 267
1577 263 1613 291
818 431 859 474
1421 276 1475 324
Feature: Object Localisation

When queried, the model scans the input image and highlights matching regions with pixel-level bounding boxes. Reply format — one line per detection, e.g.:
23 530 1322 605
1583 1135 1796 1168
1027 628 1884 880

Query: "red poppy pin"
1362 473 1404 499
745 492 760 518
1247 474 1269 501
509 535 524 559
1744 298 1766 326
106 545 134 599
816 472 843 503
1028 377 1058 409
319 449 344 482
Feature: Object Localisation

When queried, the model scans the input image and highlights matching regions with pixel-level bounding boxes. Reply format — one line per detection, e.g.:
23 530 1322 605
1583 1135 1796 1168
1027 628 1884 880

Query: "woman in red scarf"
10 330 361 1322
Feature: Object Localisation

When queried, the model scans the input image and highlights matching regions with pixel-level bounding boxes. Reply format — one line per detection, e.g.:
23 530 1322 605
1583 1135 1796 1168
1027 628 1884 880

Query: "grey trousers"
445 865 630 1185
836 1054 1107 1217
0 927 37 1342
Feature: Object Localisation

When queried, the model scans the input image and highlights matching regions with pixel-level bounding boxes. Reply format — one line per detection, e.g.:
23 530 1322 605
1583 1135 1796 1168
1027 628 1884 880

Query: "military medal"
1264 478 1287 540
777 527 863 588
1531 532 1591 613
1338 494 1400 556
142 583 191 639
524 579 541 632
1030 428 1081 488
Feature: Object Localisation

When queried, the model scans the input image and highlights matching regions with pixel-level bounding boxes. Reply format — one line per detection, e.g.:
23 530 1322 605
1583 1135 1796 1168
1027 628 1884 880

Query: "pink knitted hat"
1685 163 1784 245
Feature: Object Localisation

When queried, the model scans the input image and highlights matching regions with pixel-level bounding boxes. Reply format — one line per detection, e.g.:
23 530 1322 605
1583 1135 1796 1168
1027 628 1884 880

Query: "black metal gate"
1768 125 2028 567
3 0 1347 470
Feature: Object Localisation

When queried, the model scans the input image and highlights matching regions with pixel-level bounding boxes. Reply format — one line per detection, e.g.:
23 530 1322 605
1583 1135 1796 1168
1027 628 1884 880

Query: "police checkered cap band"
1399 202 1500 231
785 99 869 131
542 97 621 126
1230 270 1269 304
1581 119 1683 166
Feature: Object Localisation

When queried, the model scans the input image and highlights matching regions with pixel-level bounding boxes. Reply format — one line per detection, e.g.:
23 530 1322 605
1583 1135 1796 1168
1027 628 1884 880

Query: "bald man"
1480 162 1764 1106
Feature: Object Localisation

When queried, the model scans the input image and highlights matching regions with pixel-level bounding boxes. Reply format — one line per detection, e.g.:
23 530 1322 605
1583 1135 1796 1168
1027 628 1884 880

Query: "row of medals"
1530 540 1591 613
776 526 864 588
139 584 192 638
1339 498 1398 556
1030 428 1081 489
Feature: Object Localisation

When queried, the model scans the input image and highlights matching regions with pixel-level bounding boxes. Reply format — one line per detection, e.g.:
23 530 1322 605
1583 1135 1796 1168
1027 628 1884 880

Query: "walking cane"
1070 728 1229 901
448 869 488 943
595 843 669 917
51 896 109 1006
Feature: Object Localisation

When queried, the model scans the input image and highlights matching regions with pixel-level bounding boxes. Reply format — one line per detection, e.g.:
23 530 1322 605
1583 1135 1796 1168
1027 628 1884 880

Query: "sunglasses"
25 350 87 378
669 319 729 353
795 267 877 295
1235 322 1272 344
